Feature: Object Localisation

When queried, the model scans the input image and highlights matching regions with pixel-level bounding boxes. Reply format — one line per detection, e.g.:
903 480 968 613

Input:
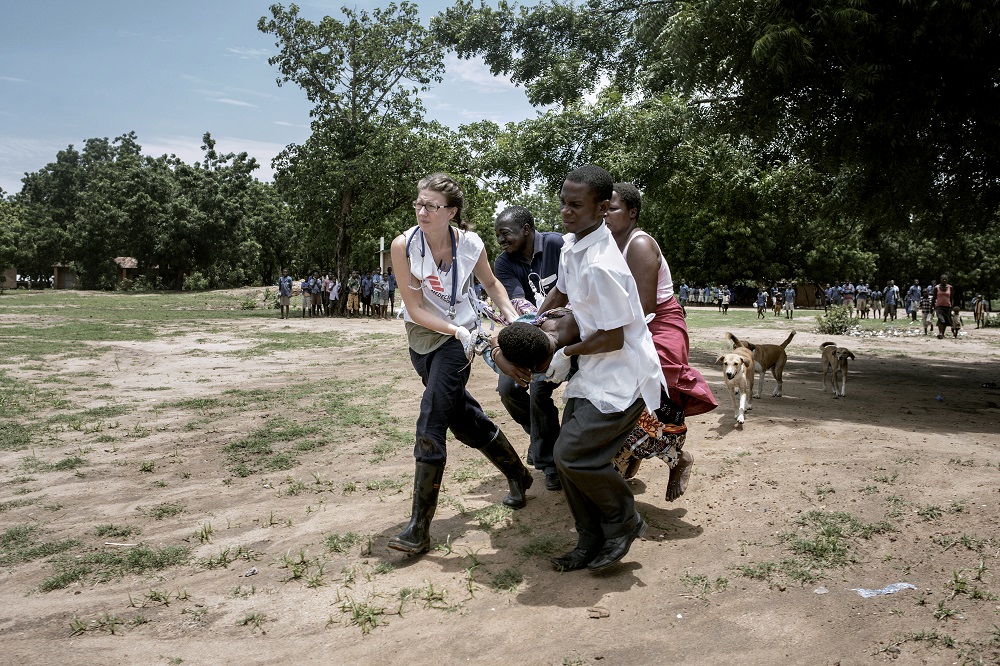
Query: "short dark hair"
566 165 613 202
496 206 534 230
613 182 642 223
497 323 551 369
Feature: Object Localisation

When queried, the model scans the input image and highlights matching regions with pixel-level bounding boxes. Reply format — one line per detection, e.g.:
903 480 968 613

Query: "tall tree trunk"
335 186 354 310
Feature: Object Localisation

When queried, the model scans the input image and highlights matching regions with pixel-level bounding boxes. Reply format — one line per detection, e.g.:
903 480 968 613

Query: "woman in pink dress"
604 182 718 500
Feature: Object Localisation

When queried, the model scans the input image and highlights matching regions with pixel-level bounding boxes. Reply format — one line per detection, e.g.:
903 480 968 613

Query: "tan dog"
820 341 855 397
716 347 755 425
726 331 795 398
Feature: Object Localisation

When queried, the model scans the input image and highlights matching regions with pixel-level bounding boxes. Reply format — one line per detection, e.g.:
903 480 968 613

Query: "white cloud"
211 98 258 108
226 47 272 60
444 53 518 92
0 76 28 83
0 136 71 194
142 135 292 183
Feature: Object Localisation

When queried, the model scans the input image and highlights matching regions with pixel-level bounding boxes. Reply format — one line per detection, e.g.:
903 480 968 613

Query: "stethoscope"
527 271 545 308
405 226 459 319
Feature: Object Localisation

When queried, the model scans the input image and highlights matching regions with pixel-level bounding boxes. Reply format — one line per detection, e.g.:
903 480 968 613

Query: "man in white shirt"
536 165 665 572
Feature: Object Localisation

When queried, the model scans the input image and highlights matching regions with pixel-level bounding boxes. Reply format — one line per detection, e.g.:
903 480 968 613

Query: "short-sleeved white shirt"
556 222 666 414
401 225 483 331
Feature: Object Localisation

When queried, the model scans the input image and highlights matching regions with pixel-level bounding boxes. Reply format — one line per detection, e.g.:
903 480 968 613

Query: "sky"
0 0 541 195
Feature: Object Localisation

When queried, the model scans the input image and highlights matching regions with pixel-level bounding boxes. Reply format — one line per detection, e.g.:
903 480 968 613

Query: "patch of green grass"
490 567 524 592
142 502 185 520
166 397 223 411
0 420 33 451
229 330 351 357
474 504 514 530
364 478 403 492
680 572 730 598
21 455 88 473
325 532 362 554
916 504 943 521
0 525 79 565
0 498 37 513
815 483 836 500
41 544 190 591
94 524 141 539
735 511 895 586
237 612 267 631
222 416 323 477
452 466 483 483
338 597 385 634
518 535 564 557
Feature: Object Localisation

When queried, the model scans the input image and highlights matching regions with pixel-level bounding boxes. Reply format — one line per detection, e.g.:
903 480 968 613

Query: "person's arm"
537 286 568 313
563 327 624 356
622 235 660 316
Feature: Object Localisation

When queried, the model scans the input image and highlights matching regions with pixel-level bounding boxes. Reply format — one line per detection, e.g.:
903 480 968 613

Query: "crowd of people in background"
276 269 991 333
275 268 398 319
276 268 992 334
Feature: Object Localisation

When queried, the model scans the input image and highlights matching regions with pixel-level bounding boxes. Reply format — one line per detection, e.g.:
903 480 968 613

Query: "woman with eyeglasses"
388 172 529 555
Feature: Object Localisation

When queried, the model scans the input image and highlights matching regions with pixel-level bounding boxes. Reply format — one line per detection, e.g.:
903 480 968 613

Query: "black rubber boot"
479 430 533 509
388 461 444 554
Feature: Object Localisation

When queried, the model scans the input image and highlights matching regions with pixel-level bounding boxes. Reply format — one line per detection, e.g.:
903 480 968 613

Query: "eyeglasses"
412 201 451 213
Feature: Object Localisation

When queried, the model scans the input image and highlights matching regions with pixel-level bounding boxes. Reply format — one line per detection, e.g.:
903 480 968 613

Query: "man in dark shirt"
492 206 565 491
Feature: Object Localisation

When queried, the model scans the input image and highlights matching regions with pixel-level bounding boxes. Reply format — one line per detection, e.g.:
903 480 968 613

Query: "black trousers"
410 338 497 464
554 396 645 547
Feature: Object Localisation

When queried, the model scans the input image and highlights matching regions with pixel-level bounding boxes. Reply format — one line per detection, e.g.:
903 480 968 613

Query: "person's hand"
493 348 532 387
453 326 475 360
544 348 571 383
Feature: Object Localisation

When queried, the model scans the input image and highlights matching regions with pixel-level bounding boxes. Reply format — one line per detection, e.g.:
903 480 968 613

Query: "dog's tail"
726 331 748 350
819 341 836 351
779 331 796 349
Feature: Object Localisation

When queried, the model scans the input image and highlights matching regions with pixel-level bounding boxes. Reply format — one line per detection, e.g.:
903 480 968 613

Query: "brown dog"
820 341 855 397
716 347 755 425
726 331 795 398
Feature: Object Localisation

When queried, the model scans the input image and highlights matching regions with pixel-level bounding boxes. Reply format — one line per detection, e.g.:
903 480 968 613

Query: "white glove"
453 325 475 360
544 348 572 383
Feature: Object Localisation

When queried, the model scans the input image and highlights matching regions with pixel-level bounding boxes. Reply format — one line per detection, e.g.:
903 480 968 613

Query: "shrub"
239 296 257 310
182 272 209 291
815 305 854 335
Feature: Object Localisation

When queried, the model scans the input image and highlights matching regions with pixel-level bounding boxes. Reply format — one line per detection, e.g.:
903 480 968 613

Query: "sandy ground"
1 303 999 665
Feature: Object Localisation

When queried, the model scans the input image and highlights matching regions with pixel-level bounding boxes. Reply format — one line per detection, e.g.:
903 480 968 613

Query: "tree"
259 2 453 283
434 1 1000 233
0 196 27 284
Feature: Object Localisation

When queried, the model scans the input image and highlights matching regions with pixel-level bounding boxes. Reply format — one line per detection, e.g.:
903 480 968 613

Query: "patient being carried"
488 309 686 484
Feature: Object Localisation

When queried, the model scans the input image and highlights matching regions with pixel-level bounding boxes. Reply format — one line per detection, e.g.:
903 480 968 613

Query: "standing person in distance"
784 284 796 319
277 268 293 320
907 279 922 322
491 205 565 491
389 173 529 555
932 274 955 340
386 268 397 317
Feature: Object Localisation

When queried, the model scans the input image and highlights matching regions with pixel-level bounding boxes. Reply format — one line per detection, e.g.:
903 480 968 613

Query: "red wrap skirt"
648 297 718 417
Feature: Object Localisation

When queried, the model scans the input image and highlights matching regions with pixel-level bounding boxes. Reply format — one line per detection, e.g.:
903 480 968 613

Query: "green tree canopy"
260 2 462 281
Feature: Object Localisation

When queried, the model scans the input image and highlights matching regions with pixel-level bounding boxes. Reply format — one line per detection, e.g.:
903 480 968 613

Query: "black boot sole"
387 538 430 554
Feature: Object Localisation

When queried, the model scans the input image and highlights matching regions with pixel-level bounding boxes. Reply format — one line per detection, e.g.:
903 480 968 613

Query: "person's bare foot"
665 450 693 501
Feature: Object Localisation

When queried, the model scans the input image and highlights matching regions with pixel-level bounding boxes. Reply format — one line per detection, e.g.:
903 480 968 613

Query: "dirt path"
1 308 999 665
